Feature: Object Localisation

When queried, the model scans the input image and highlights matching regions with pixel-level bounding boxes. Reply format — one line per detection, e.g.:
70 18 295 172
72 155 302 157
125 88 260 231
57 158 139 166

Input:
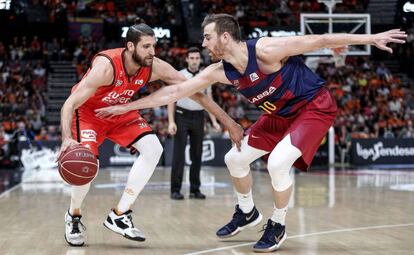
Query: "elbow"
61 99 76 115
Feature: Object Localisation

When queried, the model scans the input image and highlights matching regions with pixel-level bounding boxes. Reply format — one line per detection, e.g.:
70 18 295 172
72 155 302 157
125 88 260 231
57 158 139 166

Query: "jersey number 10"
258 101 277 114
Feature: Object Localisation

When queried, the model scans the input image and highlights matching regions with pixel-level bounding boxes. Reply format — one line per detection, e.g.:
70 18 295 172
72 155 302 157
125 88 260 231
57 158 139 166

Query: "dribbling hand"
57 138 80 162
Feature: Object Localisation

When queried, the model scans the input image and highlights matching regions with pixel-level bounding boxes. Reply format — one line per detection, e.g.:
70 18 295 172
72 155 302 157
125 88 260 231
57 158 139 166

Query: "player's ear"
222 32 230 43
126 41 135 52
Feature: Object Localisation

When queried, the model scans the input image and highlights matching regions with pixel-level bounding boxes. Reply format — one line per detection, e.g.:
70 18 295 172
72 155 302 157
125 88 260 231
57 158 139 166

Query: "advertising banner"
351 138 414 165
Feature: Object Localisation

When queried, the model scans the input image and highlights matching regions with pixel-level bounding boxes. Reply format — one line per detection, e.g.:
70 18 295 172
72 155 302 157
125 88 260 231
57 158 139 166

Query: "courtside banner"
163 138 232 167
351 138 414 165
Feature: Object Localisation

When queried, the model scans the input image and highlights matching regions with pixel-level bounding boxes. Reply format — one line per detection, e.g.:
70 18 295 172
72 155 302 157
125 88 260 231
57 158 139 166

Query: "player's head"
125 18 156 66
201 13 241 61
186 47 201 72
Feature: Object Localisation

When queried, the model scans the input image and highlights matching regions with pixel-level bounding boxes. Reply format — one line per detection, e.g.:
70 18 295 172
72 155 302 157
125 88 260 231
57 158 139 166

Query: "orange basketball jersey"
72 48 152 110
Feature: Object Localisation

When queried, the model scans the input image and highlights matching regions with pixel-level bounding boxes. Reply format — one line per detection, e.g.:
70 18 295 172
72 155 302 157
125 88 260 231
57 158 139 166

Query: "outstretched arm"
95 61 226 114
95 59 243 149
258 29 407 63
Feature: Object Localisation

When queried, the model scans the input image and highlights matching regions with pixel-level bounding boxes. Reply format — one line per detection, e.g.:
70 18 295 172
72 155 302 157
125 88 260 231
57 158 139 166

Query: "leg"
253 134 301 252
116 134 163 213
170 113 188 195
267 134 301 211
104 134 162 242
70 183 91 216
224 136 268 206
66 108 105 247
216 136 268 238
188 114 204 194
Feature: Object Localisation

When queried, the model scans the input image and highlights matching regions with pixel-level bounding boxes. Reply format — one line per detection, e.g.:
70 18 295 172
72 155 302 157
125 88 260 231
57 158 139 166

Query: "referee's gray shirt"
176 68 211 111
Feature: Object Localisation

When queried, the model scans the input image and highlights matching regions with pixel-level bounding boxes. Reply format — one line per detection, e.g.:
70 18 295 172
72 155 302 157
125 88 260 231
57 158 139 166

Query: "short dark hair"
186 47 200 56
201 13 241 42
125 18 155 47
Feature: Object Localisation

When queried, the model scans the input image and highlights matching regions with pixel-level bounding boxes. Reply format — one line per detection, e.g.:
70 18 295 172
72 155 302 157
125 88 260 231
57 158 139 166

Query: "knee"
224 150 250 178
267 159 293 192
224 150 236 168
135 138 163 164
145 140 163 163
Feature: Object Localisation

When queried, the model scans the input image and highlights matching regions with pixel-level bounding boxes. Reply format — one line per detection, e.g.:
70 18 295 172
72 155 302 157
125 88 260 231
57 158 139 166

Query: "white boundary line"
184 222 414 255
0 183 22 200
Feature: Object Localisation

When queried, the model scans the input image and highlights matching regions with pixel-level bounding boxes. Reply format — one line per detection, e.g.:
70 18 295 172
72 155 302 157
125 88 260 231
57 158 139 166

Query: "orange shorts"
72 106 153 156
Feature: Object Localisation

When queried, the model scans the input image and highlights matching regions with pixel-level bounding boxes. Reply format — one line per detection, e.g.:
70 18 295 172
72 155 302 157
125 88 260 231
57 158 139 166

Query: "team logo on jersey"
115 80 123 86
135 79 144 85
249 72 259 82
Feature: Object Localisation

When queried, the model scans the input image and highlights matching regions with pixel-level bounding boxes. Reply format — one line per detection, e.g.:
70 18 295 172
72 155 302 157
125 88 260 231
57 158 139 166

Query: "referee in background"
168 47 221 200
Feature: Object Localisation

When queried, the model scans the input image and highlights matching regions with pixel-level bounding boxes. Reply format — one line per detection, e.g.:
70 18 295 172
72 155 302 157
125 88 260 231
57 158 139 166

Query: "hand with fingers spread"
372 29 407 53
56 138 80 162
94 105 130 119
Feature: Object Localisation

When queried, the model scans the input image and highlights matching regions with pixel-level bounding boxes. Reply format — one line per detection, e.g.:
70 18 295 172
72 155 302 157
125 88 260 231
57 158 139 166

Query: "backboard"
300 13 371 56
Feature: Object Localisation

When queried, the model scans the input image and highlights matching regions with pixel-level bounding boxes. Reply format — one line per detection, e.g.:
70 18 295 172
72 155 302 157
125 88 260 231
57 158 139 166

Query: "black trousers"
171 106 205 193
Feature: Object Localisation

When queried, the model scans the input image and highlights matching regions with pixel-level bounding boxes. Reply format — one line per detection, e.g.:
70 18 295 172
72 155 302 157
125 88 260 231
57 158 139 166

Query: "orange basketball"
58 144 98 186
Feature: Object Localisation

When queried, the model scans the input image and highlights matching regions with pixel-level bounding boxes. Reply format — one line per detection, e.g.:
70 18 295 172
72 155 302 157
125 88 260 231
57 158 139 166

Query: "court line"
184 222 414 255
0 183 22 200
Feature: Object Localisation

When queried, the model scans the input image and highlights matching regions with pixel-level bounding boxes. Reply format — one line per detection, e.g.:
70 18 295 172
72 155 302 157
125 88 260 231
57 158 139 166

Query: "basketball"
58 145 98 186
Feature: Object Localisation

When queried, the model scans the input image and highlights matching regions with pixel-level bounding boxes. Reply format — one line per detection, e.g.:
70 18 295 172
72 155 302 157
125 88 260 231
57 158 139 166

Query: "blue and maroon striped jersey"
222 38 325 117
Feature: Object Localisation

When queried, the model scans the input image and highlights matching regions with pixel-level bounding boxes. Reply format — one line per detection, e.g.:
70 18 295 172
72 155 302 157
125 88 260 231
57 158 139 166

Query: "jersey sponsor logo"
249 72 259 82
135 79 144 85
102 90 135 105
248 86 277 103
81 129 97 142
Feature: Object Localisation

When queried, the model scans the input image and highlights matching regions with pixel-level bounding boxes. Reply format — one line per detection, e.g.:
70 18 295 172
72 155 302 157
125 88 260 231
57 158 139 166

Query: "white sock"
236 190 254 214
117 135 162 213
70 182 91 215
271 204 288 225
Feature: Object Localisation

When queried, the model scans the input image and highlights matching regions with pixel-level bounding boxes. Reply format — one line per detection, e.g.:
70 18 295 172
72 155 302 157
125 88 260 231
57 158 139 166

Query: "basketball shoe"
65 210 86 246
103 209 146 241
216 205 262 238
253 219 287 252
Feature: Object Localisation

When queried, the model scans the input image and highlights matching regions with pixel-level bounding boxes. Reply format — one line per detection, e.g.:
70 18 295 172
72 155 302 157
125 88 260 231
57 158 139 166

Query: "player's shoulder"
91 55 112 69
255 37 275 58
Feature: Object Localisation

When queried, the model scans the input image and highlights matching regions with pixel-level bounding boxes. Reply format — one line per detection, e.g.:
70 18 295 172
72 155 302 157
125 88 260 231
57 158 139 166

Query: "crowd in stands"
0 0 413 168
316 56 414 160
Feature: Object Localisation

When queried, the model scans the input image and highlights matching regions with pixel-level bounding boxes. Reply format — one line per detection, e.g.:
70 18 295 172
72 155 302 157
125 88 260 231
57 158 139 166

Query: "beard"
132 51 153 66
210 42 225 62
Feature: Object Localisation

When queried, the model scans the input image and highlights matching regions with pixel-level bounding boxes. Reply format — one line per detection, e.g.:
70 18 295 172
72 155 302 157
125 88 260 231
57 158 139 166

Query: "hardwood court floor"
1 167 414 255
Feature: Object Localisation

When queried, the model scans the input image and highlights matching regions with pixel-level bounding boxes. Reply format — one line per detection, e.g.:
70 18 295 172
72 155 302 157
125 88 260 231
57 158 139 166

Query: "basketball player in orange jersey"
95 14 406 252
58 18 243 246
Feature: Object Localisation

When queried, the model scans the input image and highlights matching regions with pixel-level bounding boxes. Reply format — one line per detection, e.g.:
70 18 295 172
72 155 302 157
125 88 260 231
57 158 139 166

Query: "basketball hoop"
331 46 348 67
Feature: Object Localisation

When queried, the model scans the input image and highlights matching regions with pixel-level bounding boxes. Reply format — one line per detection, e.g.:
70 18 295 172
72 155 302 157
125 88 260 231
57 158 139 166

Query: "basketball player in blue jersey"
95 14 407 252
